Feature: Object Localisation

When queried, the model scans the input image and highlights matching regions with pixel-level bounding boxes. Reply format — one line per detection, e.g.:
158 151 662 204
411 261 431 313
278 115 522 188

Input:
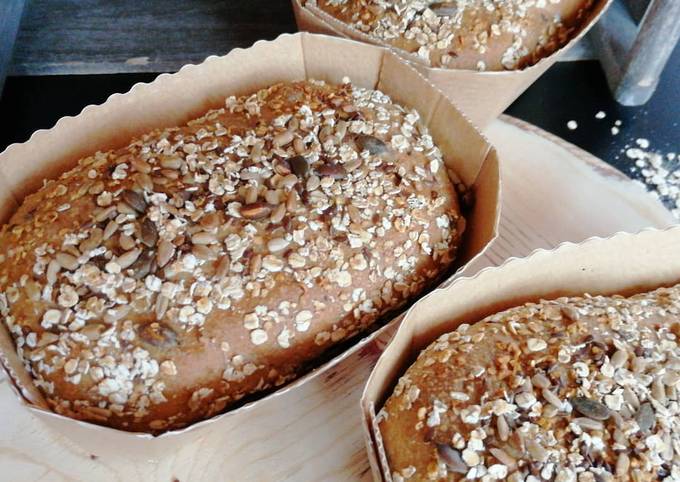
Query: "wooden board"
0 115 674 482
7 0 596 77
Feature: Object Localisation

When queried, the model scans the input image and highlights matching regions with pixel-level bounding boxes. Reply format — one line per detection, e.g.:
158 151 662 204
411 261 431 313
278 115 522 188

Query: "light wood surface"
0 115 674 482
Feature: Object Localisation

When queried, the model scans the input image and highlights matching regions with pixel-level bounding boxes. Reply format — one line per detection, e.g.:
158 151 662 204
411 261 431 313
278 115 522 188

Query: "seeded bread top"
312 0 597 71
0 79 463 432
379 285 680 481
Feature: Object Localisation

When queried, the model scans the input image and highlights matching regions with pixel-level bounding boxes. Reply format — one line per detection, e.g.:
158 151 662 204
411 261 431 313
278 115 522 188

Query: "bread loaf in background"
0 79 464 432
312 0 598 71
379 285 680 480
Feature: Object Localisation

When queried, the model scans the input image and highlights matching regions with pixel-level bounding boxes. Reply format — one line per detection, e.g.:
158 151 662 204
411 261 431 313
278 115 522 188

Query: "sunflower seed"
157 240 175 267
245 185 259 204
316 164 347 179
241 202 272 220
542 388 563 410
103 220 119 240
80 228 103 252
121 189 147 213
429 2 457 16
130 158 152 174
286 191 299 211
268 238 289 252
344 158 362 172
119 233 136 251
497 415 509 441
134 172 154 192
306 175 321 191
611 349 628 369
138 322 178 348
636 402 655 433
288 155 309 177
573 417 604 431
293 137 307 155
46 260 61 285
526 439 547 462
616 453 630 476
270 203 286 224
117 248 141 270
141 218 158 247
281 174 299 190
192 245 217 260
273 130 294 147
436 445 467 474
355 134 387 155
200 212 220 230
489 447 516 468
130 249 154 278
56 252 79 271
192 232 217 245
155 294 169 319
94 206 116 222
214 255 231 278
160 157 182 169
571 397 611 420
273 158 292 176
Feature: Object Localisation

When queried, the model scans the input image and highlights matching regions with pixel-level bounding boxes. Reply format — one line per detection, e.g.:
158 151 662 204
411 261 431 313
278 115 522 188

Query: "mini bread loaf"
0 79 464 432
379 285 680 481
311 0 599 71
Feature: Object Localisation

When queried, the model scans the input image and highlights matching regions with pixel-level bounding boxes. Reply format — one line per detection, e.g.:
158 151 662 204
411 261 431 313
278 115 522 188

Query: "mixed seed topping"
0 79 463 431
313 0 595 70
380 285 680 481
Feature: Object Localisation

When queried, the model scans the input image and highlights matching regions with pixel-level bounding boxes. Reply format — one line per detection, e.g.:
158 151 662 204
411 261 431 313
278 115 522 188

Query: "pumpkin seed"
436 444 467 474
636 402 655 433
570 397 611 420
130 249 154 279
121 189 147 213
141 218 158 247
429 2 457 16
355 134 388 155
138 322 178 348
288 155 309 177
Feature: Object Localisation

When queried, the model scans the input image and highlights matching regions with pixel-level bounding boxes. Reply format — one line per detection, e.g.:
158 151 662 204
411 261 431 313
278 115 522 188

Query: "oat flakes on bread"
0 79 464 432
379 285 680 481
312 0 600 71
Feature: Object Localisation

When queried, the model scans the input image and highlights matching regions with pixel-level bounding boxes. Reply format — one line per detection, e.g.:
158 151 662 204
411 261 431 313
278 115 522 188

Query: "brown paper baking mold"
292 0 613 128
0 32 500 453
360 226 680 481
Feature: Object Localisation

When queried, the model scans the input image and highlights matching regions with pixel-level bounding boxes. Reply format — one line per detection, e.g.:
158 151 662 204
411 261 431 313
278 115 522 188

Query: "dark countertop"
1 31 678 202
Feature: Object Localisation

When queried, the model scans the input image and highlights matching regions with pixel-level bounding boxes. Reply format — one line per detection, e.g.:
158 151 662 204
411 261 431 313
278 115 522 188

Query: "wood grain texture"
0 0 26 92
0 116 674 481
9 0 298 75
592 0 680 105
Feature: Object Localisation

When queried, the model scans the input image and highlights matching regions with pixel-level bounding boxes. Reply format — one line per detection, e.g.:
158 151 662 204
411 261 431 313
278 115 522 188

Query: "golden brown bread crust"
312 0 599 71
0 80 464 432
379 286 680 481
